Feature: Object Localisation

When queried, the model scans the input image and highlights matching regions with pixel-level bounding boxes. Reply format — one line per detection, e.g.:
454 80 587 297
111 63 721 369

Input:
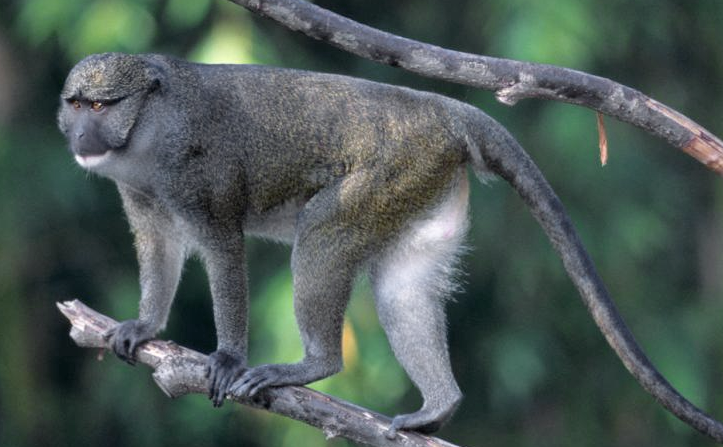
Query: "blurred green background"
1 0 723 446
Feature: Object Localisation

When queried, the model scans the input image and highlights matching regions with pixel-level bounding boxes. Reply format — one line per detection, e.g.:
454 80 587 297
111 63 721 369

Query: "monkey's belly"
244 197 307 244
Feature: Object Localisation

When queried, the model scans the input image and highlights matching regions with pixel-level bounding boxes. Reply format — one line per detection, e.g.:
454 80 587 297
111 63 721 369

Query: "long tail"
467 113 723 443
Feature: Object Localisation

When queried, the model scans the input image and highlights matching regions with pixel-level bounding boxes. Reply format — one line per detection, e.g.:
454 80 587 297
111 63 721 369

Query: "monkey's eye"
72 100 81 110
91 101 104 111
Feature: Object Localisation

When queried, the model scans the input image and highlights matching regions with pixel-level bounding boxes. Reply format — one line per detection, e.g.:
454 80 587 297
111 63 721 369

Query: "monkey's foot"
206 350 246 407
385 398 461 439
103 319 155 366
230 360 341 398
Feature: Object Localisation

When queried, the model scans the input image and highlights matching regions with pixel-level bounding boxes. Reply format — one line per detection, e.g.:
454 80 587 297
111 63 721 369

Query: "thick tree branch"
57 300 461 447
230 0 723 174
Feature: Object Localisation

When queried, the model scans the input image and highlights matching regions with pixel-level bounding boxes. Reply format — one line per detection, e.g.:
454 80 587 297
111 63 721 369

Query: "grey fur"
58 53 723 441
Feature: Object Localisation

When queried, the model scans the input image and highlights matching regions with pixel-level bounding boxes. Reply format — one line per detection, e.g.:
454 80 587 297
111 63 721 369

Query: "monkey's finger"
208 368 231 406
118 346 136 366
212 376 229 406
111 336 132 365
239 371 266 397
230 381 252 397
128 339 144 361
228 378 245 396
121 339 138 366
228 377 251 397
213 375 234 407
207 370 219 400
229 371 254 395
102 327 117 342
212 385 228 407
208 378 218 402
211 386 224 407
231 372 264 397
247 377 275 397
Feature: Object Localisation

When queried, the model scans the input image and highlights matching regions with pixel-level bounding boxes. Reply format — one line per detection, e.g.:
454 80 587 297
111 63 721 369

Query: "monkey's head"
58 53 164 171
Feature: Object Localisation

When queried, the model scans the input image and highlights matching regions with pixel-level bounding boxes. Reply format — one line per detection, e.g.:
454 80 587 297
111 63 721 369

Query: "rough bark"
229 0 723 174
57 299 462 447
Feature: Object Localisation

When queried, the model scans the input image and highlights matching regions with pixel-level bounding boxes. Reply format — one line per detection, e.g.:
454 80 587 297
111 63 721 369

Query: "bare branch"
230 0 723 174
57 300 462 447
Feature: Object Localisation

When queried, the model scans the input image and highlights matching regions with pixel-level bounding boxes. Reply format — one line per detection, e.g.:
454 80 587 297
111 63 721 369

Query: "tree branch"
57 300 462 447
229 0 723 175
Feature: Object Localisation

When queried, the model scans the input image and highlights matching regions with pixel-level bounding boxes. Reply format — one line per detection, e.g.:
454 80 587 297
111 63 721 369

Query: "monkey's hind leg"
231 184 363 398
371 172 469 437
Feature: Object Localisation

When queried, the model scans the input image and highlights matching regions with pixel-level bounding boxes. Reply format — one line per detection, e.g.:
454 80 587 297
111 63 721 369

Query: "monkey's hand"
103 319 156 366
205 350 246 407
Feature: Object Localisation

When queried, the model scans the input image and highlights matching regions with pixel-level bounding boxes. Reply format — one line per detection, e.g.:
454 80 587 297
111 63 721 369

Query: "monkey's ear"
145 60 167 93
150 77 162 93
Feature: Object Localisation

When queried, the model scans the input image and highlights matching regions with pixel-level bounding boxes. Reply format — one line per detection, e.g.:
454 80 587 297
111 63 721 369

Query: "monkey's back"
184 61 474 220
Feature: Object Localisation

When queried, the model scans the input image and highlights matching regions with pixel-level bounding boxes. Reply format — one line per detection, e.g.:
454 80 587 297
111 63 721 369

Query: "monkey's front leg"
202 242 249 407
105 223 185 365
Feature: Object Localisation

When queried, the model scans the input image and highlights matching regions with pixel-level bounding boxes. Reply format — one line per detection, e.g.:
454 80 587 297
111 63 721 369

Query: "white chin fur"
75 152 111 169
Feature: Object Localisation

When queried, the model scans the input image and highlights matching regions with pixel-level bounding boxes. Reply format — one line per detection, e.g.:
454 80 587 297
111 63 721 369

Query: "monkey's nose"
75 130 85 140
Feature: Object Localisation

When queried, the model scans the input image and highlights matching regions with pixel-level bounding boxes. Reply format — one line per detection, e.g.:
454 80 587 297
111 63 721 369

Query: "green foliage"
18 0 156 58
490 1 597 67
164 0 212 29
1 0 723 446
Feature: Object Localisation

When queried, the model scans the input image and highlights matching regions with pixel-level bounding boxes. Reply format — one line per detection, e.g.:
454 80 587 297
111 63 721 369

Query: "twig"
57 299 462 447
229 0 723 174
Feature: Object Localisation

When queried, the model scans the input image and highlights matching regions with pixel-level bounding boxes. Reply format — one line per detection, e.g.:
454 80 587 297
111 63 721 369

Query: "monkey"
57 52 723 441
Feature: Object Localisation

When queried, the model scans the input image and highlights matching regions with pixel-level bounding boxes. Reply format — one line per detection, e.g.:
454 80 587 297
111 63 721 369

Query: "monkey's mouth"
75 151 111 169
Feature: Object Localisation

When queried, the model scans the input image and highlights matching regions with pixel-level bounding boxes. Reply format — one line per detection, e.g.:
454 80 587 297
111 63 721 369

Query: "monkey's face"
58 97 122 169
58 53 162 171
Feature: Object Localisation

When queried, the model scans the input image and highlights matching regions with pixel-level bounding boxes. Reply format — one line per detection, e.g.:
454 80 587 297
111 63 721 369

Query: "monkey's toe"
230 364 288 397
231 359 343 398
386 414 442 439
385 400 460 439
206 350 246 407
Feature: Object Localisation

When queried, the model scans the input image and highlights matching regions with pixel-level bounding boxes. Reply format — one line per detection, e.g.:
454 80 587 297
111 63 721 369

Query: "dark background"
1 1 722 446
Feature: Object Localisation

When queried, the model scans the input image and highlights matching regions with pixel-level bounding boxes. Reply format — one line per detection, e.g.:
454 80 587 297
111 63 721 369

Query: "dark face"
60 98 118 165
57 53 162 169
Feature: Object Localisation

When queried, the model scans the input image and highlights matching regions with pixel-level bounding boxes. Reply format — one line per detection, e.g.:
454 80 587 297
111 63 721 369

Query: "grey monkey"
57 52 723 441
